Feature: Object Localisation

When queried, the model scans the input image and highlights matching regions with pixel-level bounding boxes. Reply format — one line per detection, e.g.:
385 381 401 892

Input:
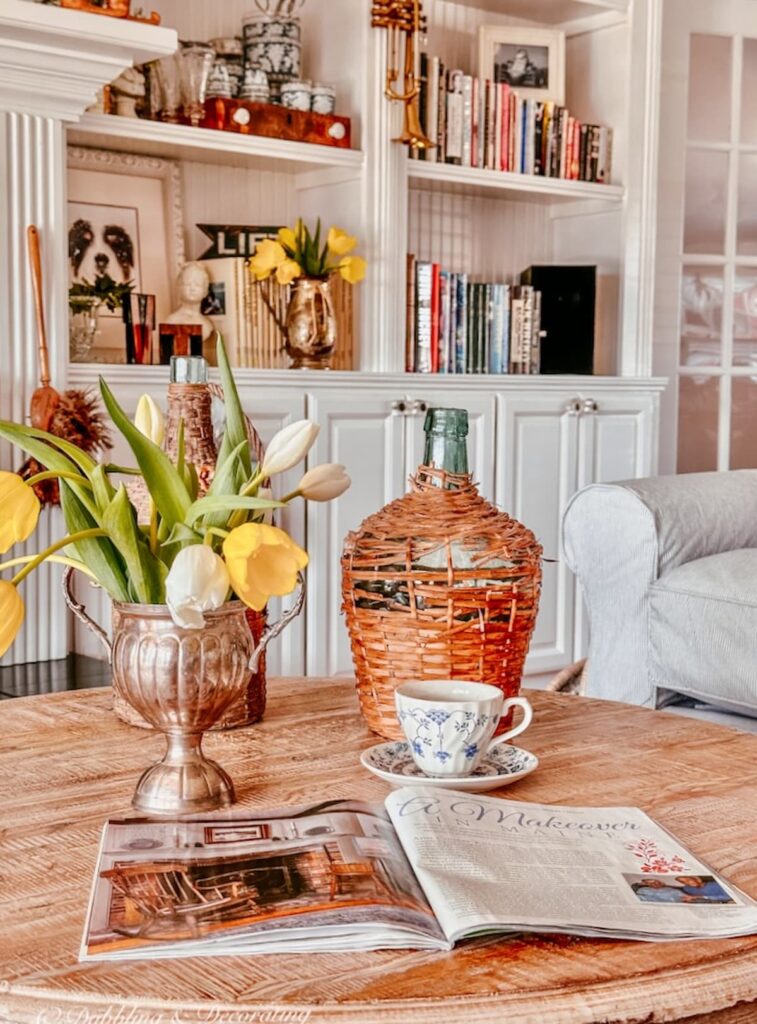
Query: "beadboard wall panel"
181 161 296 261
408 188 553 281
0 112 68 667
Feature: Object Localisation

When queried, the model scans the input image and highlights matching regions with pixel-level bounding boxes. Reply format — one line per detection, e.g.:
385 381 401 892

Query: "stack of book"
406 255 542 375
413 57 613 184
199 257 355 370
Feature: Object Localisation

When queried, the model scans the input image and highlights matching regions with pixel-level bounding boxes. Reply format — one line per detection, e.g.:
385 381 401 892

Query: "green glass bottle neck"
422 408 469 481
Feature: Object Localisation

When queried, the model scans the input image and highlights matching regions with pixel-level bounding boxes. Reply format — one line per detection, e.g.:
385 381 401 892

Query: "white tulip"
134 394 165 447
297 463 351 502
165 545 230 630
262 420 319 477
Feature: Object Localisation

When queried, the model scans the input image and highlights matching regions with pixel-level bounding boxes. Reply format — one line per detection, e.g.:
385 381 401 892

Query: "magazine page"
81 798 447 960
385 786 757 943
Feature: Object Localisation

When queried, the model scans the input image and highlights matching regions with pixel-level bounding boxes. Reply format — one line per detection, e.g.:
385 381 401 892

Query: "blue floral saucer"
360 741 538 792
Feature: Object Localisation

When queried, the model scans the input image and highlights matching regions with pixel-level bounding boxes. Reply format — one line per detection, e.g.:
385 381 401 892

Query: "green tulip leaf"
185 493 283 526
60 481 130 602
202 439 247 529
99 378 192 530
90 464 116 515
102 485 167 604
216 335 252 478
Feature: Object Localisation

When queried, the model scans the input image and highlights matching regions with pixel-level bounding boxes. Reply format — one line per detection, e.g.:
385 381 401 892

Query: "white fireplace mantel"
0 0 176 121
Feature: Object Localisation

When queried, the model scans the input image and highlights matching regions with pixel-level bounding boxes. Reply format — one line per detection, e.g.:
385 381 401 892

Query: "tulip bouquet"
0 337 350 657
249 219 367 286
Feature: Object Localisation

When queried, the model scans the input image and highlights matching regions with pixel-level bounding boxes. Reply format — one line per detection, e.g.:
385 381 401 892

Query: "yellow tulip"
223 523 308 612
276 259 303 286
339 255 367 284
327 227 357 257
0 580 24 658
0 471 40 555
249 239 288 281
278 226 297 252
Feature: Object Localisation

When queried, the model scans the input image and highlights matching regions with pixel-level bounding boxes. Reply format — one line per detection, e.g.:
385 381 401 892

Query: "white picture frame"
67 146 185 362
478 25 566 105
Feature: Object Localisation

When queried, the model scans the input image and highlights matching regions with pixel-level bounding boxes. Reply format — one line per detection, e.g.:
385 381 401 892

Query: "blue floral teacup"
394 681 533 778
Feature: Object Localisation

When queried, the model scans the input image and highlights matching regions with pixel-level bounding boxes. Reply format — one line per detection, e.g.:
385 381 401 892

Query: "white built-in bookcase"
63 0 661 378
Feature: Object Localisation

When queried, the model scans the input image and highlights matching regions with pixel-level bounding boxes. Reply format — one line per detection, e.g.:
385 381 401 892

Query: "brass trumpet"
371 0 436 150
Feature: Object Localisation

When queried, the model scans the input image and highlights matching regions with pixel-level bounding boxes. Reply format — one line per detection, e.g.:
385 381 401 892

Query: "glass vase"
69 297 100 362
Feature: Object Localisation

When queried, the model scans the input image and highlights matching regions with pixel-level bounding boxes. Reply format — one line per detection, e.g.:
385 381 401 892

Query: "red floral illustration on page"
626 837 687 873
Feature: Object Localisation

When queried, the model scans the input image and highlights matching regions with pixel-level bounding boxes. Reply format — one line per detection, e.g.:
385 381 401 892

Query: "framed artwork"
478 25 565 105
67 146 185 361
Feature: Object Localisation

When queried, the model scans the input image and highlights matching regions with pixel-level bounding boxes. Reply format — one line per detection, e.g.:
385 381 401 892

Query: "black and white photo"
479 26 565 104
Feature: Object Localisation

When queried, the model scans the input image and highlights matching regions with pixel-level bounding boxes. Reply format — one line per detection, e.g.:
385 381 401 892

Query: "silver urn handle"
62 566 112 660
249 572 306 674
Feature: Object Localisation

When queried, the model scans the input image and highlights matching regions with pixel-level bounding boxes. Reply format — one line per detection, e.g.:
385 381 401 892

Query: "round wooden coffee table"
1 680 756 1024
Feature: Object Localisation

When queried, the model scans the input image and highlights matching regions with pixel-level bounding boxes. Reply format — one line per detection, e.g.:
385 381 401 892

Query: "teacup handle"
488 697 533 750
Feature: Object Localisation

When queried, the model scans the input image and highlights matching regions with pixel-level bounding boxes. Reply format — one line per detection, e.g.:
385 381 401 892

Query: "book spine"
462 75 473 166
534 102 544 176
478 80 487 170
417 53 428 162
589 124 600 182
446 71 464 164
501 284 511 372
526 99 535 175
495 82 503 174
438 270 449 374
509 297 524 374
519 285 534 374
455 272 467 373
415 261 433 373
486 79 495 170
427 56 440 162
406 253 416 373
530 288 542 375
579 123 589 181
437 61 447 163
559 108 568 179
430 262 441 373
471 76 479 168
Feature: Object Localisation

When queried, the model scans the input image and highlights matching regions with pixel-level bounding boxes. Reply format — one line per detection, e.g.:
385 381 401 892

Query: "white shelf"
407 160 625 205
448 0 628 23
68 114 364 175
68 363 667 394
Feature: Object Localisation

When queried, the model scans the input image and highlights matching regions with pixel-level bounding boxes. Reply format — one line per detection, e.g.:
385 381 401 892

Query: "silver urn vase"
285 277 337 369
110 601 253 815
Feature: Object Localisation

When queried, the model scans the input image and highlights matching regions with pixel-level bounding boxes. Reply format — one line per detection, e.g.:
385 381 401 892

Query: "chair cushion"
649 548 757 717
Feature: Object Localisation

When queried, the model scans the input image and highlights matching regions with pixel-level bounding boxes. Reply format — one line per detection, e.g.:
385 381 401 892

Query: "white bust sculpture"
111 66 146 119
165 262 216 341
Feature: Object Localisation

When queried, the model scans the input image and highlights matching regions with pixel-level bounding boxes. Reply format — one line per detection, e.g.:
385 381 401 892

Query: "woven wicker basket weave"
342 467 542 740
113 381 269 731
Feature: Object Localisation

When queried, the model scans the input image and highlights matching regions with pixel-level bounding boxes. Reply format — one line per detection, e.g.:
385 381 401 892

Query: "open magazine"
81 786 757 959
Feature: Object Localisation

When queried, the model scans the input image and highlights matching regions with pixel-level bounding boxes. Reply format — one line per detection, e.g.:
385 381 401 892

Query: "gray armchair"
562 471 757 732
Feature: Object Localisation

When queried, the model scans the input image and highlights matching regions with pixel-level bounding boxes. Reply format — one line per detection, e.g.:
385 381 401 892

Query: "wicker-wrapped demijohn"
342 407 542 740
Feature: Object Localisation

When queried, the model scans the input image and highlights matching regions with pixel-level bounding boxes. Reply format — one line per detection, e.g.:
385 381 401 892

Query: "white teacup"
395 680 533 778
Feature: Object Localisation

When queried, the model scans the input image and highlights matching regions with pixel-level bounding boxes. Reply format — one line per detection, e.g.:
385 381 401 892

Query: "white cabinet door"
497 392 580 676
305 390 406 676
235 386 307 677
403 391 498 501
577 392 657 490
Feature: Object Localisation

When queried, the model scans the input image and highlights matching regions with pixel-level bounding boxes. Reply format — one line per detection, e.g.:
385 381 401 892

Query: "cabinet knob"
409 399 428 415
391 400 407 414
565 398 582 416
582 399 599 414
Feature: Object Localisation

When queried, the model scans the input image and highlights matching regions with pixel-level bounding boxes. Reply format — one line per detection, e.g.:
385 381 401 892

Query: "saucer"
360 741 538 792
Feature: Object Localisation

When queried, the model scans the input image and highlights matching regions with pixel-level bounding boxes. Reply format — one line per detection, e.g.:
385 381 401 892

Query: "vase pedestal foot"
131 733 235 815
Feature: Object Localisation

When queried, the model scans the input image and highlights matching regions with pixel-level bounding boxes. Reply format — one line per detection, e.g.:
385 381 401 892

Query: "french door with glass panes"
655 0 757 474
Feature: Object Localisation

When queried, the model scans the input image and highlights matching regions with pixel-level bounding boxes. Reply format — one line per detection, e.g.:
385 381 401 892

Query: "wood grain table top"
0 679 756 1024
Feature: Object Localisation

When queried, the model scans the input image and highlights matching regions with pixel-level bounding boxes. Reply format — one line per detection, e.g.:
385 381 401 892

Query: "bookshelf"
407 160 625 203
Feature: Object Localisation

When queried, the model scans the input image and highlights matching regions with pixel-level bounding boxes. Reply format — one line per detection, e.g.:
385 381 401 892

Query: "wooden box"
201 98 352 150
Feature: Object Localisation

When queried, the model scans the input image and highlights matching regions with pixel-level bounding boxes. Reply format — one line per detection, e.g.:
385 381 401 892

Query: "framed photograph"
478 25 565 105
67 146 185 362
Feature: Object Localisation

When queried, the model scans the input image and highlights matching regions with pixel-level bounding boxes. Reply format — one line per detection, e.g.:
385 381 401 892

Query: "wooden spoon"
27 225 59 431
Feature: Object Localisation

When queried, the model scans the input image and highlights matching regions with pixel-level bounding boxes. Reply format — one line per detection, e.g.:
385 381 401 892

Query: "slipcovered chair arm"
561 471 757 707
